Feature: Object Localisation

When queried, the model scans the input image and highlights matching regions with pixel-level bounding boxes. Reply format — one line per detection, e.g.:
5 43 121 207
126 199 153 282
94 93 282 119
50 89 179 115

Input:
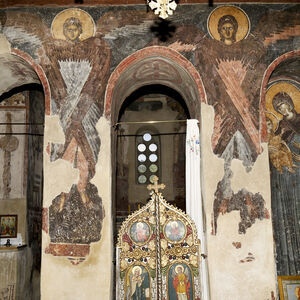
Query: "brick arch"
12 48 51 115
104 46 206 122
259 50 300 143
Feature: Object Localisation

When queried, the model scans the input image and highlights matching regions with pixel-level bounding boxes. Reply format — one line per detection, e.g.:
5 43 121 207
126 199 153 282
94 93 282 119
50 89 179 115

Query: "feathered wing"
1 11 51 57
172 267 177 279
95 10 156 38
95 10 206 53
165 25 206 52
251 9 300 47
184 266 189 279
145 24 206 52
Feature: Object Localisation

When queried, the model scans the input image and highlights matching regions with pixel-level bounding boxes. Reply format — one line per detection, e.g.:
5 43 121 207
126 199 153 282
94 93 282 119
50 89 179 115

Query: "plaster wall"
201 102 276 299
0 247 32 300
0 33 10 54
0 249 17 298
41 116 112 299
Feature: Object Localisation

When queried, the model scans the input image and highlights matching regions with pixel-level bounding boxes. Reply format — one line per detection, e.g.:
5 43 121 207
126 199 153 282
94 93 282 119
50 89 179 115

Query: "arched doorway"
0 50 49 299
104 46 206 291
115 83 190 230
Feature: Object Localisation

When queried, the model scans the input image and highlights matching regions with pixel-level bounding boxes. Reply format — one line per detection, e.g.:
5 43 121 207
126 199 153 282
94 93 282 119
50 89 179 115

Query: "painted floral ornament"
148 0 177 19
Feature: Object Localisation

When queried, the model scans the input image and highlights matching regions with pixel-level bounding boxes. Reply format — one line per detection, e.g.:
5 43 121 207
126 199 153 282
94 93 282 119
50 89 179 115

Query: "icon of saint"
172 264 191 300
136 222 148 242
126 266 148 300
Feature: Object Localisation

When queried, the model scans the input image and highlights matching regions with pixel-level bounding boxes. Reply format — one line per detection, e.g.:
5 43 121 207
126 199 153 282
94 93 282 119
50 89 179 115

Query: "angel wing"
1 11 51 57
171 267 177 279
95 10 206 52
251 9 300 47
183 266 190 279
95 10 156 39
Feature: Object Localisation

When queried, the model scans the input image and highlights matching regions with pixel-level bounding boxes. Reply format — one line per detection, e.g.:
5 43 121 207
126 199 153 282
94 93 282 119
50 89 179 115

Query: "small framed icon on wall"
0 215 18 238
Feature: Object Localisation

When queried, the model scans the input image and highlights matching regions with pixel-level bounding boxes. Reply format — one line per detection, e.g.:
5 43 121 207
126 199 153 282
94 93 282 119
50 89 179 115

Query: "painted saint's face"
177 267 182 274
134 269 140 276
220 22 235 41
64 24 81 41
266 119 273 133
277 102 292 117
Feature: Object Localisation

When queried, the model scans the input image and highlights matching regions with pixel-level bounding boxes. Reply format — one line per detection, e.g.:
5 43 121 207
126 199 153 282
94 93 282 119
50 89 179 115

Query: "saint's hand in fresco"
266 116 296 173
172 264 191 300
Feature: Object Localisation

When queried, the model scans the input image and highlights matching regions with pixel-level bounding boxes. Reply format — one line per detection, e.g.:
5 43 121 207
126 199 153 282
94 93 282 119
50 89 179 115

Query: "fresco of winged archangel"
149 5 299 235
1 8 111 248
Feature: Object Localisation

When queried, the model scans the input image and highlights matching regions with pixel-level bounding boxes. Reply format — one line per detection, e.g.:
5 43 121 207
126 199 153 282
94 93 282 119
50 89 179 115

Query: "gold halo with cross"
207 5 250 43
51 8 95 41
265 82 300 122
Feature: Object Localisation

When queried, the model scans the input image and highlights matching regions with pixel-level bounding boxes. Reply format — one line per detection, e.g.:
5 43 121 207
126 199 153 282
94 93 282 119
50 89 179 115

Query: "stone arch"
104 46 206 123
11 48 51 115
0 48 48 299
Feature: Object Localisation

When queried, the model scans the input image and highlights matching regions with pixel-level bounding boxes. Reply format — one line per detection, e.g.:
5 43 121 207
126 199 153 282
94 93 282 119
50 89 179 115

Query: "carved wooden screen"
116 177 201 300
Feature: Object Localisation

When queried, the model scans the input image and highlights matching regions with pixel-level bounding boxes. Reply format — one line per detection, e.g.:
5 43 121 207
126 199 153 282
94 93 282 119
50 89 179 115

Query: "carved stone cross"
147 176 165 193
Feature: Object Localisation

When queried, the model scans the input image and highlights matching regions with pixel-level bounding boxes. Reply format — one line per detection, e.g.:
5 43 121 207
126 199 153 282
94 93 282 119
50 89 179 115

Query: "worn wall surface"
201 103 276 299
0 3 299 300
0 247 32 300
41 116 112 299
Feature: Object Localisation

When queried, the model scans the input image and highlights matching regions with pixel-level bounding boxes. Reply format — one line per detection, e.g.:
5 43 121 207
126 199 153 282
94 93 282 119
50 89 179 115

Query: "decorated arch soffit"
104 46 207 123
117 177 201 300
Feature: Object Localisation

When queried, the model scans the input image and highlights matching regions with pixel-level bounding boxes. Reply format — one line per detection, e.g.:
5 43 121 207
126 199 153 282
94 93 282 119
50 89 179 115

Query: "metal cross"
147 176 165 193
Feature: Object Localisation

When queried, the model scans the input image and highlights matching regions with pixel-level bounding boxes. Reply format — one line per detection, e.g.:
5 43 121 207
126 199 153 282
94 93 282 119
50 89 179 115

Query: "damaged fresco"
0 93 26 200
265 81 300 275
212 165 270 235
146 5 299 237
42 9 110 255
0 2 298 278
